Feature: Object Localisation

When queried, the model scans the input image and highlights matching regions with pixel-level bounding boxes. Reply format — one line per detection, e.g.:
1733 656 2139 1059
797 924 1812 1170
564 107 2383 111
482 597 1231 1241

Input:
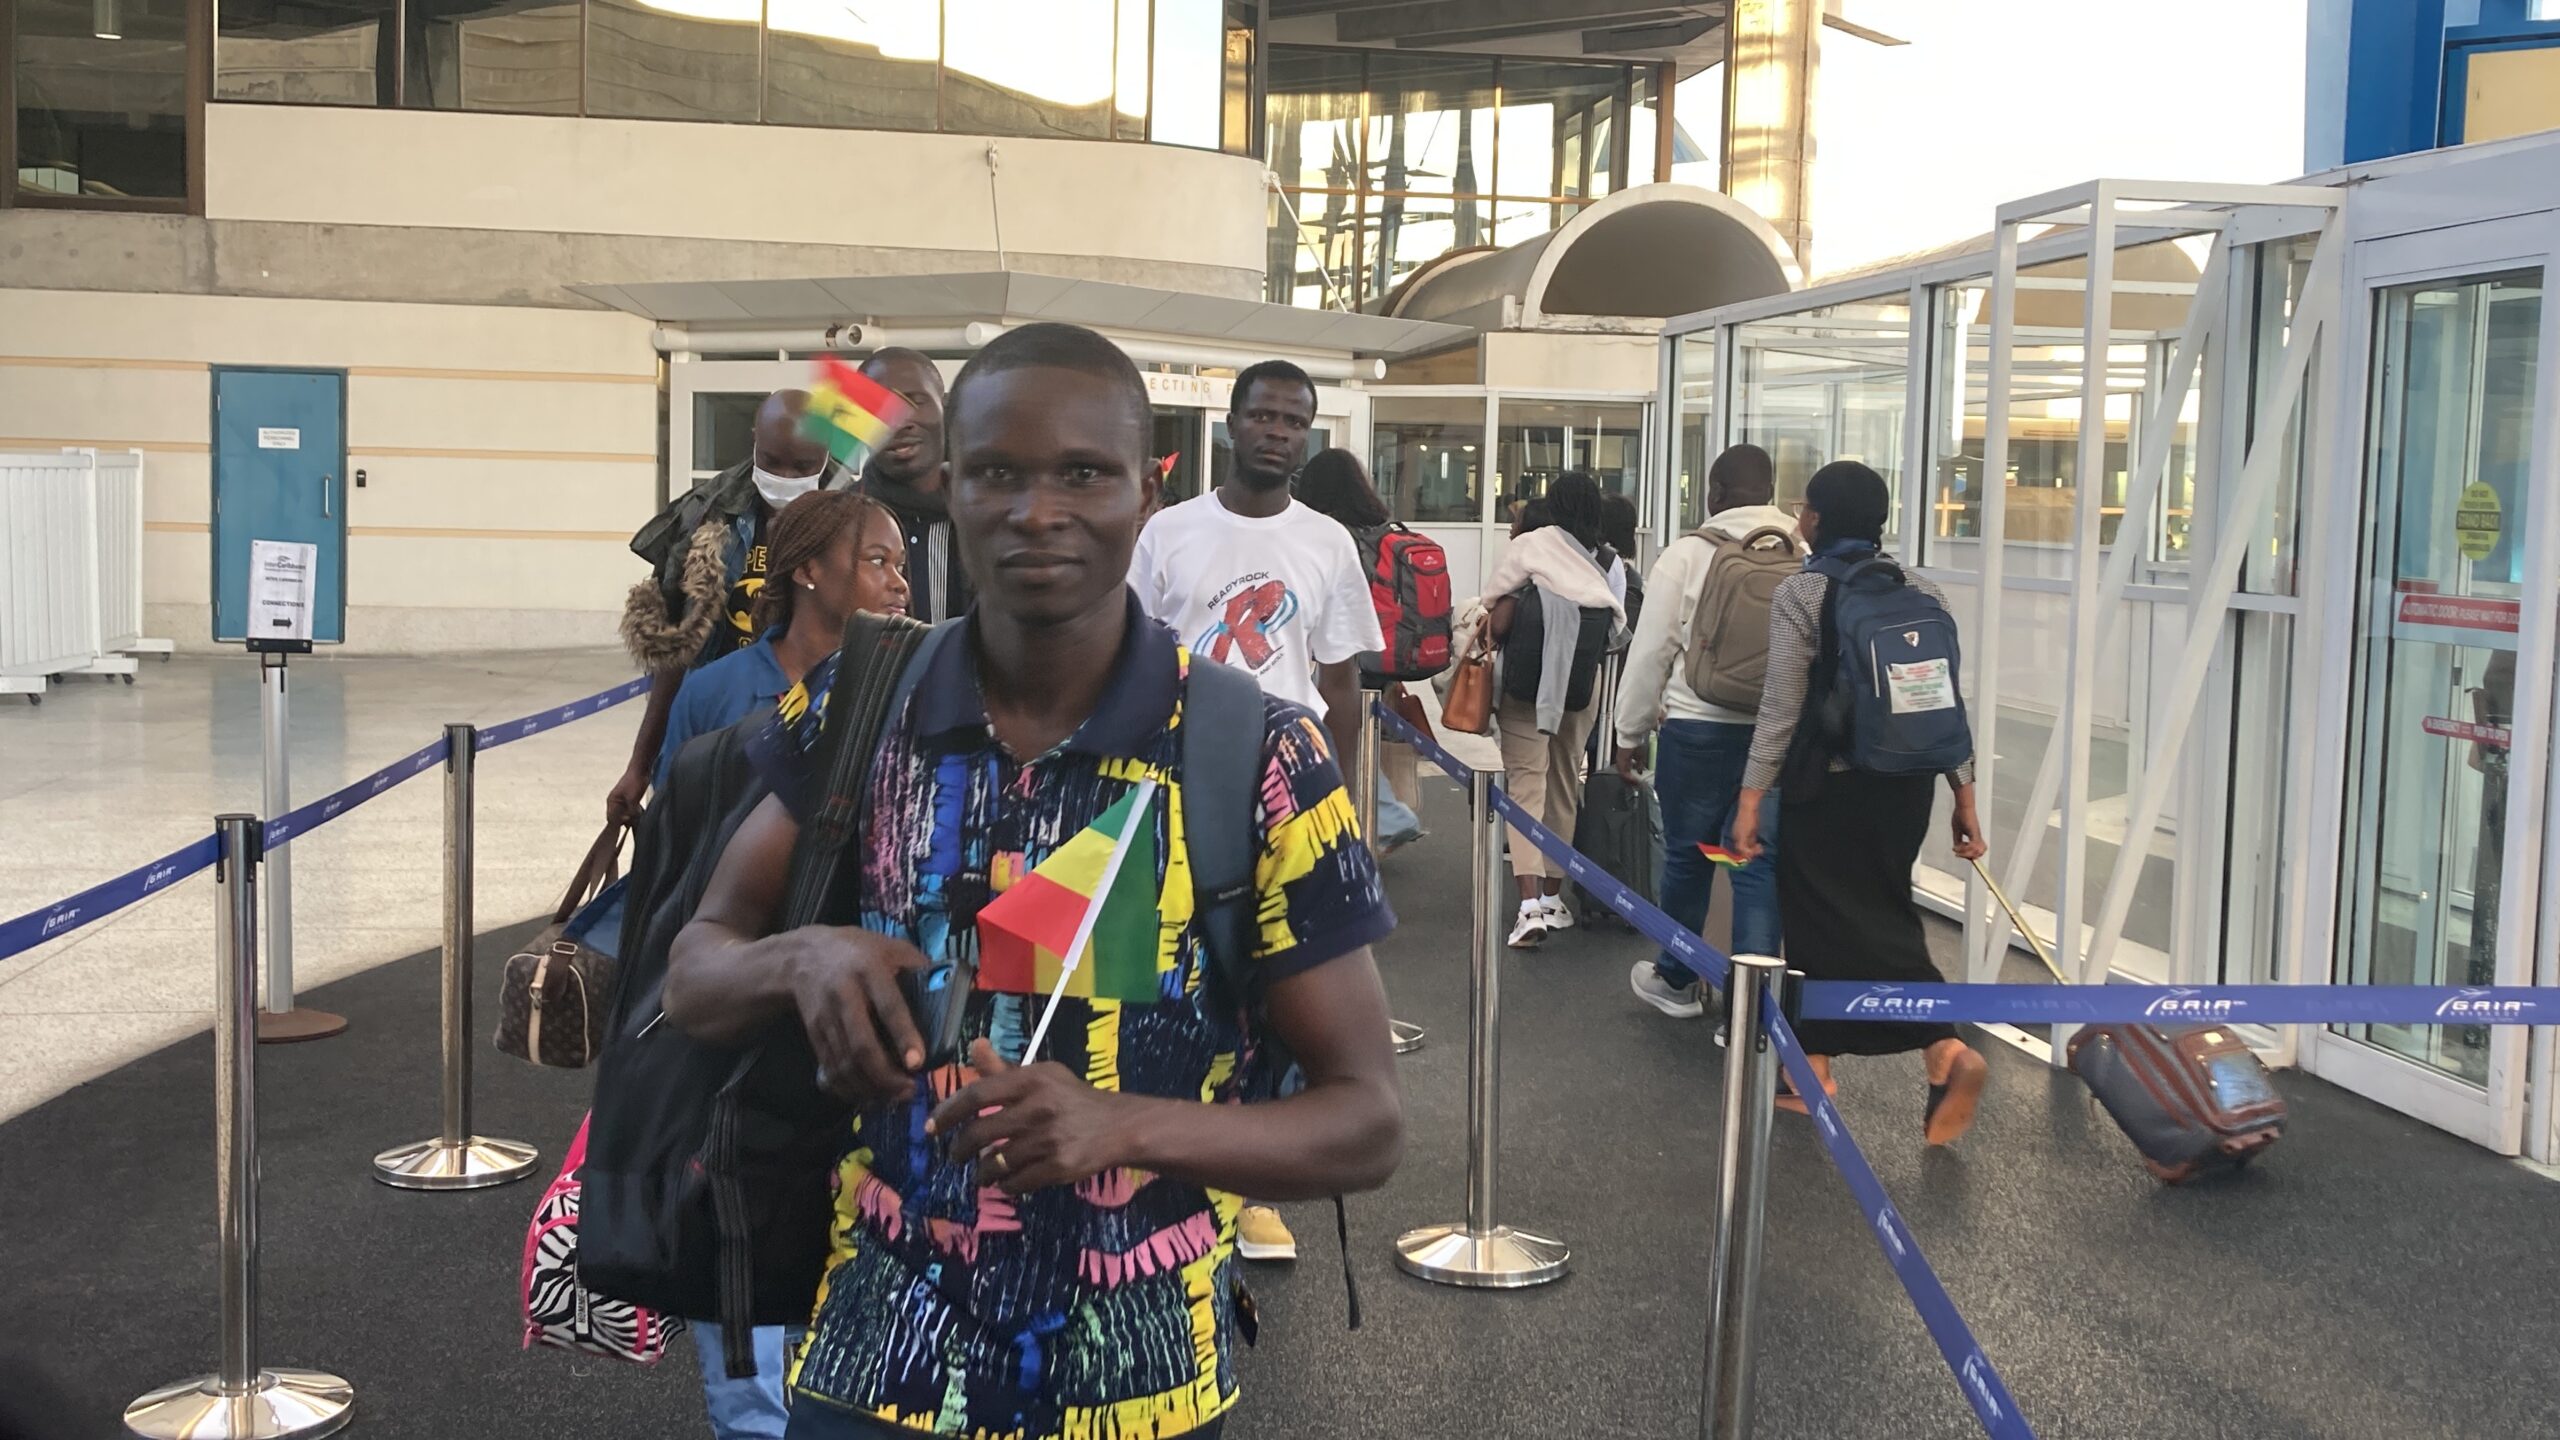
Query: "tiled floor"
0 649 643 1120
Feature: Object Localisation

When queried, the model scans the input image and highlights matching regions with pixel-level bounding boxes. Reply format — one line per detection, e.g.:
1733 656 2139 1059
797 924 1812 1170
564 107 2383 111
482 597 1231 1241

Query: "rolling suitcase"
1974 859 2286 1184
1569 655 1663 930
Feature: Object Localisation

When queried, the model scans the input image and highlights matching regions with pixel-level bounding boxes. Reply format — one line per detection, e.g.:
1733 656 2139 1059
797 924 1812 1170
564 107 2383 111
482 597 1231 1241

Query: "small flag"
1157 453 1180 479
976 783 1161 1010
1699 843 1748 868
804 357 914 467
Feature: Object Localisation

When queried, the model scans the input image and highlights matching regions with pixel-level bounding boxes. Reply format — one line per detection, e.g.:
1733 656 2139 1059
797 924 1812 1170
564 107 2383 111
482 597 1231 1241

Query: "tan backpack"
1681 526 1800 713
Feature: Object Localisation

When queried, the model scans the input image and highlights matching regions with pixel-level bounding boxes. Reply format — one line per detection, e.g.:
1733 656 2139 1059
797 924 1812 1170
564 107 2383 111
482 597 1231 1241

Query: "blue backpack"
1810 553 1972 776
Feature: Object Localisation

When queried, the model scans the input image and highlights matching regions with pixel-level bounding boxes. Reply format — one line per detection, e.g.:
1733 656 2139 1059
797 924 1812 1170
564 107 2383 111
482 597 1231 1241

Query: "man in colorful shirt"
664 322 1404 1440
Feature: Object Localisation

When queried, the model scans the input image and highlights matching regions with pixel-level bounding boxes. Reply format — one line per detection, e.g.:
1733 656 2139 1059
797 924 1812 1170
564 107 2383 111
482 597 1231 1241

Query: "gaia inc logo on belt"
1844 984 1945 1018
1960 1353 2004 1422
144 862 181 890
1872 1207 1909 1261
2142 987 2240 1021
2436 988 2532 1021
41 907 81 937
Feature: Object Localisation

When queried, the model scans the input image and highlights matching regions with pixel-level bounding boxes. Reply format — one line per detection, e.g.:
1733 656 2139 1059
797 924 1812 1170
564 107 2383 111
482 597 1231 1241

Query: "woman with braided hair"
651 487 911 793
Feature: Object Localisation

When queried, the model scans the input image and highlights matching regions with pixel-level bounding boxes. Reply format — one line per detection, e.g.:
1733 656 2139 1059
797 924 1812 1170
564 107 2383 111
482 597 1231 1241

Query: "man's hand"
788 926 931 1105
1949 784 1988 862
1612 744 1645 785
928 1038 1132 1195
604 762 649 826
1728 790 1766 866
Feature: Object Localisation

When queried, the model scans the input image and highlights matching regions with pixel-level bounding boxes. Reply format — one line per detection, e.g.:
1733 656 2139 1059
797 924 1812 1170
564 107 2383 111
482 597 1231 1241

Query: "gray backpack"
1681 526 1799 713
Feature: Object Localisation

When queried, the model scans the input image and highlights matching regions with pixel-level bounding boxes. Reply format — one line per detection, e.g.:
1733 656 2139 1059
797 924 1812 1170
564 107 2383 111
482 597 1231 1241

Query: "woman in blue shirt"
654 488 912 792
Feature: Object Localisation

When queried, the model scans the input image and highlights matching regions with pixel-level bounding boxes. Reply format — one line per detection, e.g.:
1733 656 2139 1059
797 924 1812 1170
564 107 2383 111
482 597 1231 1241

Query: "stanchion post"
1359 697 1426 1055
371 724 536 1190
1699 954 1785 1440
256 651 345 1044
125 814 353 1440
1393 766 1567 1288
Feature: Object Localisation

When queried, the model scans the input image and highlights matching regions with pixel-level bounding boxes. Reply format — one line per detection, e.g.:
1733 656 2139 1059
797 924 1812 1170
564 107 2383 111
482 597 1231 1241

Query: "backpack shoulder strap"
1179 657 1265 1009
779 615 957 929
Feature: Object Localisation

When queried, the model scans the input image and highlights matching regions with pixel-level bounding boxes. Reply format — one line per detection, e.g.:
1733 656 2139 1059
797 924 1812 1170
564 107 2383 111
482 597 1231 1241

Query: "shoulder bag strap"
552 821 626 925
775 614 957 931
1179 658 1265 1010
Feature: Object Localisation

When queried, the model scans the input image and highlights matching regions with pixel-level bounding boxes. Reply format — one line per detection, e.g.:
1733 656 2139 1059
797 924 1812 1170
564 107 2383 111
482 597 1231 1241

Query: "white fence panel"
0 454 103 690
82 448 150 653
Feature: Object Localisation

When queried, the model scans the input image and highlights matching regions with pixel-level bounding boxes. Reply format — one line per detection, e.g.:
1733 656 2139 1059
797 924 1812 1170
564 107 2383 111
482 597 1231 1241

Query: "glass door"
2316 225 2554 1150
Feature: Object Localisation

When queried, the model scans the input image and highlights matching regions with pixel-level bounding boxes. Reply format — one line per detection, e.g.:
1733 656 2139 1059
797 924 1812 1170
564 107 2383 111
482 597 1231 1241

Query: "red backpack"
1351 522 1453 682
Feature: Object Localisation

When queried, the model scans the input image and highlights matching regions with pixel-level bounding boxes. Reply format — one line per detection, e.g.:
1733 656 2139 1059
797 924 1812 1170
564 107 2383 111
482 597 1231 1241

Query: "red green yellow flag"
804 357 912 466
976 783 1162 1009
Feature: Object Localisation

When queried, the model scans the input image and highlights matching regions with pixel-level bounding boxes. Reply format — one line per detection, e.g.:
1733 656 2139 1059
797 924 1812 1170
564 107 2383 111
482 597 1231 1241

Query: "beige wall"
204 104 1269 275
0 288 659 654
1479 330 1660 392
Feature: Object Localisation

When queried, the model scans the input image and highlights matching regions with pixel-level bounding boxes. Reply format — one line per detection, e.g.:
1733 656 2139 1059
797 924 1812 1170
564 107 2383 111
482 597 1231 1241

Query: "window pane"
1371 396 1484 525
1496 59 1623 200
1674 333 1715 531
944 0 1115 139
1265 45 1362 193
1733 299 1912 534
765 0 937 130
586 0 761 122
1114 0 1148 140
1152 0 1223 149
406 0 581 114
1493 399 1644 514
1268 191 1356 309
1154 407 1203 503
1364 51 1493 199
219 0 395 105
1218 4 1250 154
694 391 763 471
14 0 189 201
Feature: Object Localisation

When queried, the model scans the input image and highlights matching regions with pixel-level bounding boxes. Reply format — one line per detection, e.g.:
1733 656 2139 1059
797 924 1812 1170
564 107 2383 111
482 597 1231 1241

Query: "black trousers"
1777 768 1960 1058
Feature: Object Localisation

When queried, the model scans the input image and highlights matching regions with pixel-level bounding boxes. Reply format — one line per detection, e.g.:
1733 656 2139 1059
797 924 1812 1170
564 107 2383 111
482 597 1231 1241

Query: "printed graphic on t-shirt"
723 539 768 652
1192 573 1302 673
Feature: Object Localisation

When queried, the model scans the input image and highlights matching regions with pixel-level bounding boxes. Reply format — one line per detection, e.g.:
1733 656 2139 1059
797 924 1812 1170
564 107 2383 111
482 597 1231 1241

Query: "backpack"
1682 526 1798 713
1500 583 1616 712
1809 553 1973 776
1350 522 1453 683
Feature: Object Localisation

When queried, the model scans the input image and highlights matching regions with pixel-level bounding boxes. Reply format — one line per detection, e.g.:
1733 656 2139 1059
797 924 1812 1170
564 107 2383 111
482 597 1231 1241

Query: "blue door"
213 368 346 643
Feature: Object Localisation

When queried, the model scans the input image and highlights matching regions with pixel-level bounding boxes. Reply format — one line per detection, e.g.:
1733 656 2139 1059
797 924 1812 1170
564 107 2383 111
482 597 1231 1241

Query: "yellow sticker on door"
1887 657 1956 714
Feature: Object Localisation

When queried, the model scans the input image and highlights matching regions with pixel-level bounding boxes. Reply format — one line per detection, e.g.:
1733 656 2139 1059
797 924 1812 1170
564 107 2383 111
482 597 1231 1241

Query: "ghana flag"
803 357 913 466
976 782 1162 1006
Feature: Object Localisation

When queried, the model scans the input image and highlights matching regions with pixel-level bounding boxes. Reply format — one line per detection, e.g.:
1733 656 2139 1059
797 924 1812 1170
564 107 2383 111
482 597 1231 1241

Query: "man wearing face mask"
848 347 969 623
608 388 840 825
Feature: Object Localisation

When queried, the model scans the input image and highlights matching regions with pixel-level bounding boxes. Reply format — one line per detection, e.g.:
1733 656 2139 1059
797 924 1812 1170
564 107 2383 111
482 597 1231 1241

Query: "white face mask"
751 458 827 509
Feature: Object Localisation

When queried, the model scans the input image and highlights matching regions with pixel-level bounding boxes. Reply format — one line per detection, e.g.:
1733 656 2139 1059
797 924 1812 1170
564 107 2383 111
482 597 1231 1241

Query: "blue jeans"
1376 764 1422 844
693 1323 797 1440
1653 719 1780 986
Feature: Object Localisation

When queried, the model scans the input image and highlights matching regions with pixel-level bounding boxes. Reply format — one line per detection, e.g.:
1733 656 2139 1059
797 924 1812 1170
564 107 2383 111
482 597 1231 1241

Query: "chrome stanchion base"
370 1136 537 1190
1390 1018 1427 1054
1393 1223 1569 1289
256 1008 347 1045
124 1368 353 1440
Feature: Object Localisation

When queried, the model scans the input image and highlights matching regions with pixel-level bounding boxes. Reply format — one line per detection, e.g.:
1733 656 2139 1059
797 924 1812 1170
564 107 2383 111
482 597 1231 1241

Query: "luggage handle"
552 821 628 926
1969 855 2068 986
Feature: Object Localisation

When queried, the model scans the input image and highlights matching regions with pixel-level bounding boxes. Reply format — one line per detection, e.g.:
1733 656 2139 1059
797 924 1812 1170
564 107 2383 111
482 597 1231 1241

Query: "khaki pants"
1495 694 1595 881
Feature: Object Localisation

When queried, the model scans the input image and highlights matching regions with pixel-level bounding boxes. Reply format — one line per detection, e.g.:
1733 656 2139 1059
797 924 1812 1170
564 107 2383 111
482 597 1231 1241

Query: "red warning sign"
2424 716 2512 746
2395 594 2521 633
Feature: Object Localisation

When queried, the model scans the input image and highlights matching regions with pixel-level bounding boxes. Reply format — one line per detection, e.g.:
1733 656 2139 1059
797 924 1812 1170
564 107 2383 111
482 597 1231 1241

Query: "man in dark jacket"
606 389 837 825
849 347 970 623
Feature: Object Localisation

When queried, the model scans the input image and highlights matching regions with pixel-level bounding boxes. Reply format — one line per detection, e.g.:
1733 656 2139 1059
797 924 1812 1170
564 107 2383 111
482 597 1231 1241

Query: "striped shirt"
1742 560 1978 793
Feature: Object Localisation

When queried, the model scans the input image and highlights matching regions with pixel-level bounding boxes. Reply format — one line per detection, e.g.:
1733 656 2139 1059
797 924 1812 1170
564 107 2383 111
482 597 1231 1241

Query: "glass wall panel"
1153 0 1224 149
943 0 1115 139
586 0 761 122
14 0 190 202
1673 333 1715 532
1372 396 1485 525
1496 59 1622 200
1492 398 1644 520
1731 299 1910 533
1113 0 1147 140
766 0 938 130
1364 51 1492 302
219 0 394 105
1154 406 1204 504
406 0 580 113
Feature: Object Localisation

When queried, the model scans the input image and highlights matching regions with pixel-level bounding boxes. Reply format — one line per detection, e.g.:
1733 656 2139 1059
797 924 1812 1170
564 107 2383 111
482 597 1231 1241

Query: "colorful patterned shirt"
747 592 1394 1439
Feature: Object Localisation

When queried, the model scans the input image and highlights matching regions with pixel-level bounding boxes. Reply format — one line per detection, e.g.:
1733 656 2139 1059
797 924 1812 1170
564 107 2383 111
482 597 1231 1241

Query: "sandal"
1923 1045 1988 1145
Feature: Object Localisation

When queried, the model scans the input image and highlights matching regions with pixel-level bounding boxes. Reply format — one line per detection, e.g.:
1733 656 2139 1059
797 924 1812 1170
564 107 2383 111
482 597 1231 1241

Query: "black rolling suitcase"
1569 655 1663 929
1974 858 2286 1184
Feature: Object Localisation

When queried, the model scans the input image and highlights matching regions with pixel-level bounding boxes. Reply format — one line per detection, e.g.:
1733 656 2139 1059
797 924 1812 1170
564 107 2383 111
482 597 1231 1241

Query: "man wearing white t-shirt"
1128 359 1384 1268
1129 360 1382 768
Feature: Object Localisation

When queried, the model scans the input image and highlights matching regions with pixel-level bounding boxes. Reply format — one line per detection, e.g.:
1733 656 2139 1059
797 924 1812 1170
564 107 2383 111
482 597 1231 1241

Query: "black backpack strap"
1178 658 1363 1332
714 614 956 1378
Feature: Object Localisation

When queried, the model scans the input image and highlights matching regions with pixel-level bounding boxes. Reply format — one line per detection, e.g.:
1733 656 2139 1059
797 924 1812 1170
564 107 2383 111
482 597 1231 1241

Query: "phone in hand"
901 957 977 1069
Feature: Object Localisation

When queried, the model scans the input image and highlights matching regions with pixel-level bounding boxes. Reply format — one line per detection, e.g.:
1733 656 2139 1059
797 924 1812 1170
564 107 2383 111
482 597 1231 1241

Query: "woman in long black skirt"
1728 462 1991 1145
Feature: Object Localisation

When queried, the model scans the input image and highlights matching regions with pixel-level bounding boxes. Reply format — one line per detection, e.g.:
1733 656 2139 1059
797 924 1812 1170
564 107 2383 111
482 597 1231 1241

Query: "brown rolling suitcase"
1974 859 2286 1184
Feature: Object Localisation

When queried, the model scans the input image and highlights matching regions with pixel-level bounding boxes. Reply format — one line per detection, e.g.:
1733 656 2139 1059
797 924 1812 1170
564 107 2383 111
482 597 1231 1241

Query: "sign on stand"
248 540 317 649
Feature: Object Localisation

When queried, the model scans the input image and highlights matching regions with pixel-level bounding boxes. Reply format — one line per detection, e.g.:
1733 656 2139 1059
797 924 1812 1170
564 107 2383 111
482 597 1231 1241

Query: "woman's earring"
802 580 817 590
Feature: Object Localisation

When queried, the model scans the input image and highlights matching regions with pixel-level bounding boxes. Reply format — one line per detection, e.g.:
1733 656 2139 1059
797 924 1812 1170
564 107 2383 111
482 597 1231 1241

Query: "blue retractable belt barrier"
1800 980 2553 1029
1376 699 2035 1437
0 834 223 963
474 675 651 752
3 674 652 964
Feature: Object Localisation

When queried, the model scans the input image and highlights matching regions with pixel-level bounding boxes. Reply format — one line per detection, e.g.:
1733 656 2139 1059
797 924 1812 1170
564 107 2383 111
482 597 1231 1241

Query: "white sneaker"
1539 895 1576 931
1507 902 1549 949
1630 960 1706 1019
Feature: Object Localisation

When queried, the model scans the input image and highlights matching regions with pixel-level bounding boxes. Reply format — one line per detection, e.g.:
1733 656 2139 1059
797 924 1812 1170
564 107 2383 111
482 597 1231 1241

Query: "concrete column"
1721 0 1820 274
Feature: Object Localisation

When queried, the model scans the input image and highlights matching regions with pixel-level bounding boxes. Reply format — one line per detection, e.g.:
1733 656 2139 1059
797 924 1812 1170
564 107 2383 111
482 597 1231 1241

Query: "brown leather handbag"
496 822 625 1068
1438 628 1498 736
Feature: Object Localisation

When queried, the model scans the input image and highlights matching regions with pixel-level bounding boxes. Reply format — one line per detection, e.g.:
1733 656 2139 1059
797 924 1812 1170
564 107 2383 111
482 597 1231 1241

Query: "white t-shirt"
1127 493 1385 714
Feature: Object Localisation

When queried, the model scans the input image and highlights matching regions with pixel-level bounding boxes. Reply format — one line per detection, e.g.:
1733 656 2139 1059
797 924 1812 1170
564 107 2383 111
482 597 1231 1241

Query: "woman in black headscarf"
1728 462 1991 1144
